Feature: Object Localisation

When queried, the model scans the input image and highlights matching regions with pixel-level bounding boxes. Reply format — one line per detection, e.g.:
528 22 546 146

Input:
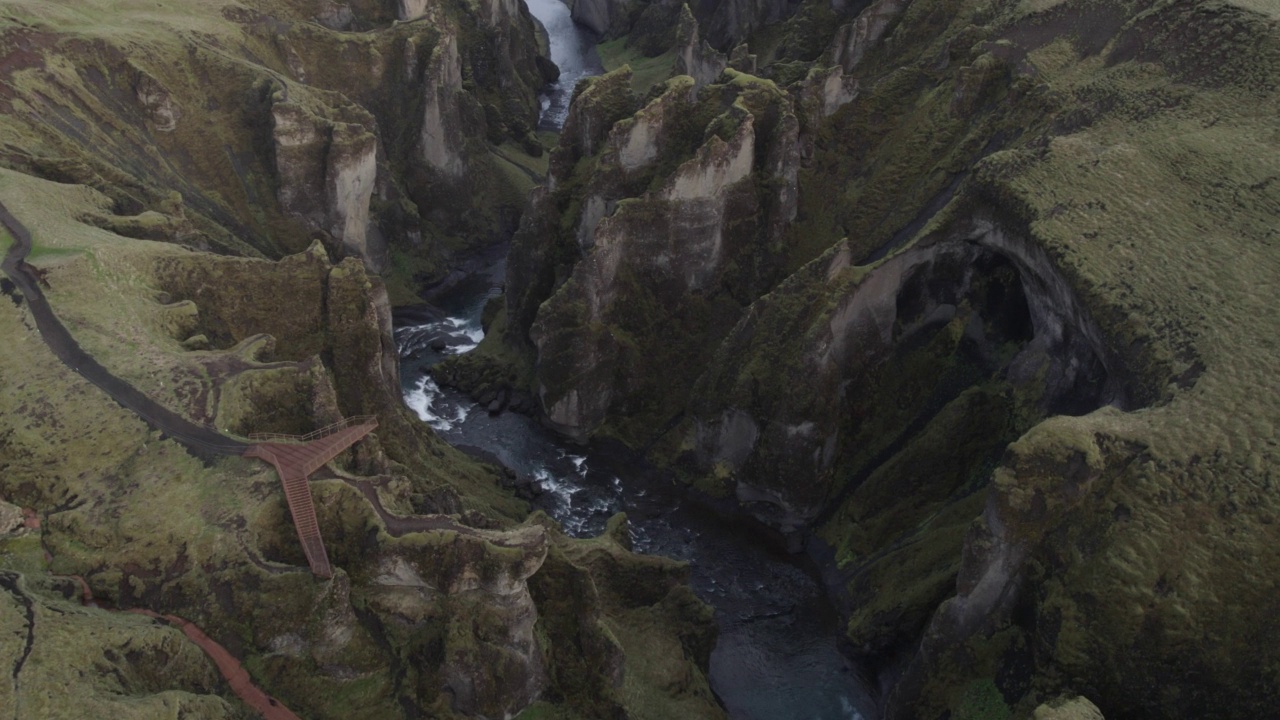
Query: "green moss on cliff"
598 37 679 94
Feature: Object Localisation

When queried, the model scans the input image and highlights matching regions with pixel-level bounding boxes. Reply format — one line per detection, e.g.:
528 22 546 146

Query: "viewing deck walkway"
1 198 378 579
243 416 379 578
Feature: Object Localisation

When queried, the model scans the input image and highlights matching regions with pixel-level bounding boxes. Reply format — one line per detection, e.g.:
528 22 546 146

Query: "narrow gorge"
1 0 1278 719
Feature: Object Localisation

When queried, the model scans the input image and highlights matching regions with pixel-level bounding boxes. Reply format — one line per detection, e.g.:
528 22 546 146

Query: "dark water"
526 0 604 130
391 6 877 715
395 272 876 720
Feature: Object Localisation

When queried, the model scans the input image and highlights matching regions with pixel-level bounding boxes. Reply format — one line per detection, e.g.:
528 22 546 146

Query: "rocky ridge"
0 0 554 299
0 1 726 718
449 0 1280 717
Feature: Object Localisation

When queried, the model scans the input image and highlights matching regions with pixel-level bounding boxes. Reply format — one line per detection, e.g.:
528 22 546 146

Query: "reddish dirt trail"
126 609 303 720
49 571 304 719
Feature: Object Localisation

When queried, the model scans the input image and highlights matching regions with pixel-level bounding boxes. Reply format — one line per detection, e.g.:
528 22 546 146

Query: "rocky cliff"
476 0 1280 716
0 165 723 719
0 0 725 718
0 0 554 299
4 0 1280 716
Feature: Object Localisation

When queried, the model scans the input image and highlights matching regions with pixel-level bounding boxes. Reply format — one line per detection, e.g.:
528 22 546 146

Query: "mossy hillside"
0 540 247 719
841 0 1279 715
0 0 552 294
0 0 322 257
784 57 1040 273
0 261 390 717
939 0 1277 700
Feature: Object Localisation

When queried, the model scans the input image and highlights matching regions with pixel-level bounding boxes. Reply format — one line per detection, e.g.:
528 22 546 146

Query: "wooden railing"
248 415 377 443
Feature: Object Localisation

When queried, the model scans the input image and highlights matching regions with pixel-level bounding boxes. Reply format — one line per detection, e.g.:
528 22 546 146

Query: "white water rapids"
394 4 878 715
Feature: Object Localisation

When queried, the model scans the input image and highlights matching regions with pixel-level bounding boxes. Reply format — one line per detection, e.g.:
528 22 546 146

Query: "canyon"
0 0 1278 718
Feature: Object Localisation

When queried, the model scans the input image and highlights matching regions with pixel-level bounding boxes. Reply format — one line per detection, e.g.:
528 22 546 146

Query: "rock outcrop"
272 94 383 271
488 0 1280 716
673 6 729 88
504 69 799 439
0 1 719 707
418 34 467 179
828 0 910 73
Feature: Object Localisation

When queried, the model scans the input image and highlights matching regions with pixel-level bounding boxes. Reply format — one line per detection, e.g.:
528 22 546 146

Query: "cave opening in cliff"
887 242 1115 424
829 240 1119 522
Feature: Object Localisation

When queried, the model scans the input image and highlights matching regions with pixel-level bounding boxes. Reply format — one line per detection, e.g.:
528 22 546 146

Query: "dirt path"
0 200 247 459
0 200 309 718
46 572 302 720
127 609 304 720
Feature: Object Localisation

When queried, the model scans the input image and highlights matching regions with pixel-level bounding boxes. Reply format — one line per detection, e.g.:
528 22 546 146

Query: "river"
525 0 604 130
394 4 878 717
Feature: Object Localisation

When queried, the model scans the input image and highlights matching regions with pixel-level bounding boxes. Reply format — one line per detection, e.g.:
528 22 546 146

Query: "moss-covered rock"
0 0 551 296
500 0 1280 715
0 165 721 718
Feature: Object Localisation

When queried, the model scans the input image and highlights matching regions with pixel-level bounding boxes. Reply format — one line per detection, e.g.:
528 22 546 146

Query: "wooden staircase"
243 416 378 578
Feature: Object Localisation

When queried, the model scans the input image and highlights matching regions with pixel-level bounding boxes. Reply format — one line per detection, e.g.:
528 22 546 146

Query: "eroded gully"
396 8 877 713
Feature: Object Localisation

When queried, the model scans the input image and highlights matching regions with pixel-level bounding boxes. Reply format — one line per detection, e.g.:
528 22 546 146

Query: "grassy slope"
0 13 723 713
645 0 1280 714
846 0 1277 714
966 6 1280 712
597 37 679 94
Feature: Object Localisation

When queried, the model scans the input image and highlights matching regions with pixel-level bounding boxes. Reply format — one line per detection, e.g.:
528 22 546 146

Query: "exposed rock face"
512 69 800 439
353 525 551 718
315 1 355 30
570 0 635 37
612 77 697 173
798 65 859 119
828 0 909 73
398 0 429 21
673 6 729 88
506 68 639 339
0 499 23 534
1035 696 1106 720
418 34 467 179
132 67 183 132
272 96 384 271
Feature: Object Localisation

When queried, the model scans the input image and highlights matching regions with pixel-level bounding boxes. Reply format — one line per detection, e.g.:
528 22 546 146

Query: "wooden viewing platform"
243 416 379 578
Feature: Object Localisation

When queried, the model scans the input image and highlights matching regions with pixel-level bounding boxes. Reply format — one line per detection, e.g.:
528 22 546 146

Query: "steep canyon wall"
458 0 1280 717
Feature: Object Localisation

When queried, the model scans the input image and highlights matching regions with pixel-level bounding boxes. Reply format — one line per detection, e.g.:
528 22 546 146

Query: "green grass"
490 141 550 197
384 245 439 306
597 38 677 94
27 244 85 260
494 140 551 179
